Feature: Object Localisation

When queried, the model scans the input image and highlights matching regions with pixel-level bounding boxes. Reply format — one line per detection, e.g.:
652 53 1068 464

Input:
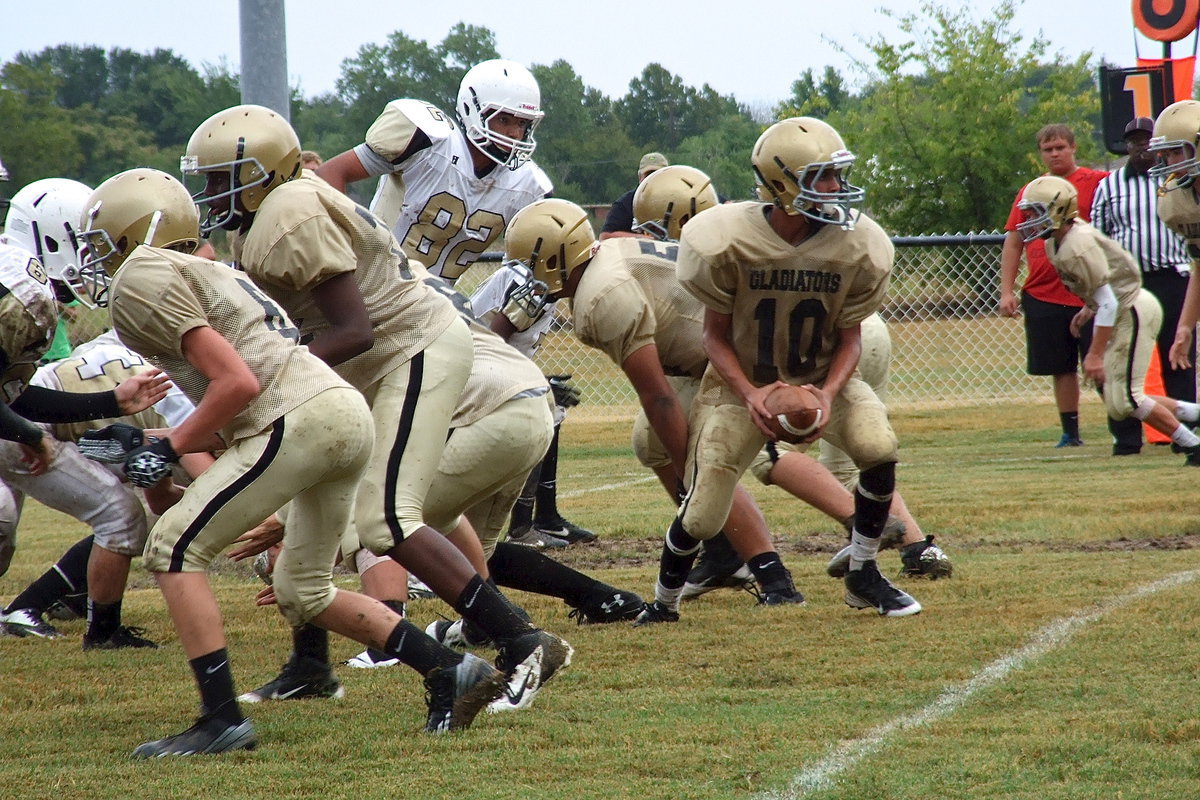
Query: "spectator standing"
598 152 669 240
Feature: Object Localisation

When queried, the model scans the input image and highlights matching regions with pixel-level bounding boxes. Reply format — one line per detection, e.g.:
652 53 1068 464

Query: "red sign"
1133 0 1200 42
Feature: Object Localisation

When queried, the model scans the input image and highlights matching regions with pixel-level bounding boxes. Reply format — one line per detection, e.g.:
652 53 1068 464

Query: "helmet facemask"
498 259 552 320
1015 200 1055 242
1148 139 1199 190
461 101 542 170
456 60 544 171
773 151 864 230
181 151 274 235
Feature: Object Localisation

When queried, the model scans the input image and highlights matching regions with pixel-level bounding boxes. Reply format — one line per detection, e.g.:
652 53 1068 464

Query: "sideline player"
315 58 551 282
1016 175 1200 462
639 118 922 622
182 106 570 704
76 167 508 755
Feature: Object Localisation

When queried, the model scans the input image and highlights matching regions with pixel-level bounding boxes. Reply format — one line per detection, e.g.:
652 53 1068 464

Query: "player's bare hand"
744 381 788 439
799 383 832 443
114 370 171 415
19 436 56 476
1082 352 1105 384
254 584 278 607
998 292 1020 318
228 516 285 561
1170 326 1195 370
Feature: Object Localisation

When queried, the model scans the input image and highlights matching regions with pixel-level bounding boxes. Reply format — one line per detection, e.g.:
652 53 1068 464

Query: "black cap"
1124 116 1155 137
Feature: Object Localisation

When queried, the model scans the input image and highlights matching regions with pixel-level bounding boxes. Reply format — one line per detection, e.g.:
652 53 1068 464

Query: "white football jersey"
0 240 58 403
469 263 557 358
354 98 552 281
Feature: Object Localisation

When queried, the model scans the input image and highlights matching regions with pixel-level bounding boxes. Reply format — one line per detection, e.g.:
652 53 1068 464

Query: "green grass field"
2 401 1198 800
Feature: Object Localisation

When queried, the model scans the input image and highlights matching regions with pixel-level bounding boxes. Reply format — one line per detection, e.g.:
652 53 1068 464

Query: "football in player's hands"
763 384 822 443
78 423 146 463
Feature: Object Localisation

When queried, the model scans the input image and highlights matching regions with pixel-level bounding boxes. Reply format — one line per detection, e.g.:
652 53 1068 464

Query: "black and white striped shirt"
1091 166 1190 274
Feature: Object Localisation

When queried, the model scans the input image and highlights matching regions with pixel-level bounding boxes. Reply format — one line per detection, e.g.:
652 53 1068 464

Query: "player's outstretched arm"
314 150 371 194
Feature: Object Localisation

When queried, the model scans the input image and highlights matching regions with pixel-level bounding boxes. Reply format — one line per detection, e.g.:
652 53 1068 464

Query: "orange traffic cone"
1144 348 1171 443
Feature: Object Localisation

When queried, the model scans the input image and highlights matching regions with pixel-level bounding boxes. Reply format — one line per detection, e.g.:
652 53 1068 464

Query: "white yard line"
757 569 1200 800
557 475 659 499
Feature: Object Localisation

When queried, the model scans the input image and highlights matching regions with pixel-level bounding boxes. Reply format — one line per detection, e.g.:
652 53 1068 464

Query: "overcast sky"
0 0 1181 110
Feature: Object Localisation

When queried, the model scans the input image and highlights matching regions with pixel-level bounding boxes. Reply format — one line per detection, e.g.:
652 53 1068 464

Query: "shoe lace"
566 606 588 625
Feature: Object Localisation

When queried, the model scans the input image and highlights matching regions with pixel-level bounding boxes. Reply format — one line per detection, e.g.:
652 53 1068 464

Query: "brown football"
763 384 822 443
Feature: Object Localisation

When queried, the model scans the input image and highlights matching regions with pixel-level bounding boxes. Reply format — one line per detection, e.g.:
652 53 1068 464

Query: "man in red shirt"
999 124 1110 447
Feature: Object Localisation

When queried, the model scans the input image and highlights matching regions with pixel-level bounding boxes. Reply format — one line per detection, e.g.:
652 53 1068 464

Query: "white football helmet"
752 117 864 229
457 59 544 170
1016 175 1078 242
1149 99 1200 189
77 168 200 307
3 178 93 304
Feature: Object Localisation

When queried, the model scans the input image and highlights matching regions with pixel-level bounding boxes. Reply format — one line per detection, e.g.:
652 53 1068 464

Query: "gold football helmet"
181 104 302 233
503 198 596 307
1016 175 1078 242
752 117 864 229
632 165 718 241
1149 99 1200 189
77 168 200 307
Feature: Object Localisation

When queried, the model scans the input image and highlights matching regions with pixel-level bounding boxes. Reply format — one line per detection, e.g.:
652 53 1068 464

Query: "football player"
315 58 551 283
0 330 208 648
499 174 809 620
1016 175 1200 461
182 106 570 707
76 167 510 756
1150 101 1200 376
644 118 922 620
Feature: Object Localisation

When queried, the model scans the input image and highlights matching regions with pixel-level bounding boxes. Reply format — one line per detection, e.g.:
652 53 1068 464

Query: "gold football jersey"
572 237 708 379
109 246 348 443
1045 222 1143 312
236 172 459 392
678 202 892 391
0 242 58 403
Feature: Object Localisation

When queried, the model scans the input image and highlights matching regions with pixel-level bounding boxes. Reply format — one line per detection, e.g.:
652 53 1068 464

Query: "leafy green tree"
0 63 83 186
616 64 743 151
774 66 853 119
336 23 499 135
832 0 1099 235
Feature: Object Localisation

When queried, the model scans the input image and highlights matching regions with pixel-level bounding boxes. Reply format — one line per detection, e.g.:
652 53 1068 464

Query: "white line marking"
557 475 658 499
757 569 1200 800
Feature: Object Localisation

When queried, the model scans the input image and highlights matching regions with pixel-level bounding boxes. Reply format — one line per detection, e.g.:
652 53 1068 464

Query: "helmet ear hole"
44 236 59 254
115 236 129 255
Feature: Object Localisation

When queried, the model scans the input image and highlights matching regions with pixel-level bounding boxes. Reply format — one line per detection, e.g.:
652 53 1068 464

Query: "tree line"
0 1 1107 235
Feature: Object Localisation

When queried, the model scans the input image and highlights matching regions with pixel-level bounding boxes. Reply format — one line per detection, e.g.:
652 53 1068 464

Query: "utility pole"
239 0 289 119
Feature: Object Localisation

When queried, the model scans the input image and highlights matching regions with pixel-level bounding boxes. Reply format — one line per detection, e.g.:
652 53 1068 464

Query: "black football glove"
547 374 580 408
78 423 146 464
123 437 180 488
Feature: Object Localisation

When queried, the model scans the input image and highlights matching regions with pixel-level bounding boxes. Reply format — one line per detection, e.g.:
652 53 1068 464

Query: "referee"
1092 116 1195 454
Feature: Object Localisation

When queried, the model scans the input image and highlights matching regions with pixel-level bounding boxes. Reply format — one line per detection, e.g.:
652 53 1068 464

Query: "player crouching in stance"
75 169 508 757
1018 175 1200 462
639 117 922 622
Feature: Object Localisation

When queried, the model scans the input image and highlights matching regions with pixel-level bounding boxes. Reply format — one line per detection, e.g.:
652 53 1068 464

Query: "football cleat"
423 653 508 733
238 655 345 702
343 649 400 669
1183 445 1200 467
425 618 493 650
2 608 62 639
132 715 257 758
898 535 953 579
566 587 645 624
45 594 87 622
631 600 681 627
489 629 573 713
83 625 159 650
407 574 437 600
680 537 755 600
751 571 806 606
827 518 909 578
506 525 569 549
844 561 922 617
533 516 598 545
1055 434 1084 448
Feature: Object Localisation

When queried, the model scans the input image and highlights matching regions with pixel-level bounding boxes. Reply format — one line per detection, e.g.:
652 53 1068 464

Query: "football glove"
123 437 180 488
547 374 581 408
78 423 145 464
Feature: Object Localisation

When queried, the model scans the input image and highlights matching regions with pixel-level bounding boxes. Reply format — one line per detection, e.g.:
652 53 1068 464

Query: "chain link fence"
64 232 1049 418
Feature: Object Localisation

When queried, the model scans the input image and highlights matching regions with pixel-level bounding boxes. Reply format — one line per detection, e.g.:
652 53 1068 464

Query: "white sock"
654 581 682 611
847 530 880 572
1171 425 1200 448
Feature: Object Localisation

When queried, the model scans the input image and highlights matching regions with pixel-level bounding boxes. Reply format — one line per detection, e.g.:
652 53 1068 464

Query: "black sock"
292 623 330 665
365 599 406 662
489 541 599 604
453 574 535 643
86 599 121 639
660 518 701 591
190 648 242 724
854 462 896 539
382 619 461 675
1060 411 1080 439
747 551 788 586
508 468 538 531
6 535 92 614
533 426 562 524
